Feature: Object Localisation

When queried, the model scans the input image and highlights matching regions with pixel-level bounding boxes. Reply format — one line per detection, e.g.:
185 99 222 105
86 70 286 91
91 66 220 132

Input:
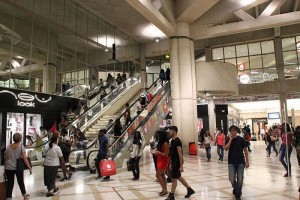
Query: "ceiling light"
105 48 109 52
165 54 170 59
15 55 24 59
142 24 166 38
213 96 216 99
204 91 210 96
155 38 160 43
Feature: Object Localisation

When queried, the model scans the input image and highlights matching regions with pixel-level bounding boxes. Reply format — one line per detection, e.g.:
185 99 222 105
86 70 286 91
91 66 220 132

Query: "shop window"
236 44 248 57
225 58 237 66
282 37 296 51
261 40 274 54
248 42 261 56
262 54 276 68
249 55 262 69
224 46 236 58
283 51 297 65
212 48 224 60
237 57 249 70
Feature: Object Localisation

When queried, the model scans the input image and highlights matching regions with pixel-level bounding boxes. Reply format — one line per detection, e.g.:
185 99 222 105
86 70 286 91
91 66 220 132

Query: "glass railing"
66 78 139 133
60 84 89 98
86 81 171 170
67 79 162 169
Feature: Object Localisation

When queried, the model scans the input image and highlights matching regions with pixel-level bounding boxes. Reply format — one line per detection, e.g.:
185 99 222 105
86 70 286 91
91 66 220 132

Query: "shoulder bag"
0 174 7 200
16 145 32 171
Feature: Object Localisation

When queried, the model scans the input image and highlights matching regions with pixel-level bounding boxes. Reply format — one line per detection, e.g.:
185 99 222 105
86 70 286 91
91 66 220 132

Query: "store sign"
240 74 250 84
0 90 52 108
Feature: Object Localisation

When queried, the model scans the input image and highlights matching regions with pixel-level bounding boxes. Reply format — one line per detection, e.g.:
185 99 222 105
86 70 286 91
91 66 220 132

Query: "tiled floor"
2 141 300 200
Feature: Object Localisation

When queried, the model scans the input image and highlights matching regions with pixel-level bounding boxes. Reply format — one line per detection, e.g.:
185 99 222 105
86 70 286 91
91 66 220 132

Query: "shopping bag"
127 158 134 171
0 177 7 200
100 159 116 176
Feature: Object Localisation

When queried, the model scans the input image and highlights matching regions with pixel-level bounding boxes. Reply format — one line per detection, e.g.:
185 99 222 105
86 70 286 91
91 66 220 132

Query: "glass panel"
239 70 251 84
147 74 154 87
236 44 248 57
282 37 296 51
212 48 224 60
6 113 25 146
249 42 261 55
262 54 276 68
250 69 264 83
224 46 236 58
249 55 262 69
64 1 77 31
263 67 278 81
237 57 249 70
284 65 299 79
225 58 237 66
261 40 274 54
283 51 298 65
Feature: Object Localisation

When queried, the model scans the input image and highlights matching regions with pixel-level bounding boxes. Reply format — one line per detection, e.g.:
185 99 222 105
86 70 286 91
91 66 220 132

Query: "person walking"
4 133 32 200
166 126 195 200
95 129 110 180
165 68 170 81
155 130 169 196
279 123 293 177
131 131 144 181
224 125 250 200
203 130 213 162
216 129 226 161
265 129 272 157
294 126 300 166
159 69 166 86
44 136 63 197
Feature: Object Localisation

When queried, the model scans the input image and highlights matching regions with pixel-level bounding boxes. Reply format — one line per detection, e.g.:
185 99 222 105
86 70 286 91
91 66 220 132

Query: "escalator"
25 78 142 166
67 81 171 171
59 84 89 98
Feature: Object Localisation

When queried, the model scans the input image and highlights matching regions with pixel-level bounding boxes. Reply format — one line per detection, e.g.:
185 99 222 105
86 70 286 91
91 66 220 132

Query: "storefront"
0 87 79 164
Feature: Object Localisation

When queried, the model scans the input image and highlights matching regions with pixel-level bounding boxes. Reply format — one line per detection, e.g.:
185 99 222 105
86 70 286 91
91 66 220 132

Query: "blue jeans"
279 145 292 174
217 145 224 161
228 164 245 198
205 147 211 160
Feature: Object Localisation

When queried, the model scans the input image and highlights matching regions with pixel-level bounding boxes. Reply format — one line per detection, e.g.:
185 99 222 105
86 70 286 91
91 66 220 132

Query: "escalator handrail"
108 81 169 150
104 78 161 136
65 78 138 131
25 137 51 150
61 84 88 97
86 82 170 169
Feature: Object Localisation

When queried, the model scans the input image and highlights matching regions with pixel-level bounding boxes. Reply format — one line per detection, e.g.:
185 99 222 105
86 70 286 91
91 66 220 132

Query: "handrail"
66 78 139 132
86 82 170 170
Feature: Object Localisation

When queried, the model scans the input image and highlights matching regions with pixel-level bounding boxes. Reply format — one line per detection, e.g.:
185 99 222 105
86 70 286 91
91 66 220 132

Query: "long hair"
157 130 168 151
133 131 142 147
49 136 58 148
282 123 291 133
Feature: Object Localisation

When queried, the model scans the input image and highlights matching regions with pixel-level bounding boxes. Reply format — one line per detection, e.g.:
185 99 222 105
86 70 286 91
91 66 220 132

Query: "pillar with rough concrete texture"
170 22 198 151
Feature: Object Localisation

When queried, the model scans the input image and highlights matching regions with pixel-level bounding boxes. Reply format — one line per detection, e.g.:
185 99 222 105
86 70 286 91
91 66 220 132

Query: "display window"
6 112 24 147
26 113 42 140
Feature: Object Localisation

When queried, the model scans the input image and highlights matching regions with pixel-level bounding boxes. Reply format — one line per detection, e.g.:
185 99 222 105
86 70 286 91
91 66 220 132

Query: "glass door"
6 113 24 147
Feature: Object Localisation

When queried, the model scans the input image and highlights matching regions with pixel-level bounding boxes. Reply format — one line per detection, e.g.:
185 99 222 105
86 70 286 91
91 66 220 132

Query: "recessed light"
105 48 109 52
155 38 160 43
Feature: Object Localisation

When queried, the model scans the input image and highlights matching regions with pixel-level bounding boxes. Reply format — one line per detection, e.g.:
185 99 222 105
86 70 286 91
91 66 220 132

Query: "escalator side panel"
114 91 171 168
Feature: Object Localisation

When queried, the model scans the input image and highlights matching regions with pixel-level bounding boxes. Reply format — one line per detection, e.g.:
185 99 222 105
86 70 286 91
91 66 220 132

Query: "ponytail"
49 136 58 148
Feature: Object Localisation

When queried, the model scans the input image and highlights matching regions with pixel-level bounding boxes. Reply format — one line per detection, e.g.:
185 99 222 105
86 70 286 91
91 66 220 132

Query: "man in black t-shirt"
225 125 250 200
166 126 195 200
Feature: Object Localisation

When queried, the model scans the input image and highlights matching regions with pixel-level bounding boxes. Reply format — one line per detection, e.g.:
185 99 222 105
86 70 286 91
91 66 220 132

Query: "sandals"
23 194 30 200
159 191 168 196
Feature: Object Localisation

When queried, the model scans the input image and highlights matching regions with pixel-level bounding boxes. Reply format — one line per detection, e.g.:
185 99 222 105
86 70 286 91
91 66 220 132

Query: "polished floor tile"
1 141 299 200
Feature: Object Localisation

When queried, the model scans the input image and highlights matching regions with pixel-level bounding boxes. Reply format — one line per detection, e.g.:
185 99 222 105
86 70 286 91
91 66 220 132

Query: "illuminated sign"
0 90 51 108
240 74 250 84
239 64 245 71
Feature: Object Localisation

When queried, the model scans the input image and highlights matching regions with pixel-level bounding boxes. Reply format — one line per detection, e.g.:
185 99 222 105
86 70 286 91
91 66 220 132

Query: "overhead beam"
234 9 255 21
0 63 42 76
126 0 175 36
259 0 287 18
160 0 175 23
191 11 300 39
294 0 300 11
176 0 219 23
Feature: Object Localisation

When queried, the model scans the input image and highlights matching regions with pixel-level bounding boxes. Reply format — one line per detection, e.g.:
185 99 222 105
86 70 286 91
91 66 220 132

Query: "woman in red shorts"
155 130 170 196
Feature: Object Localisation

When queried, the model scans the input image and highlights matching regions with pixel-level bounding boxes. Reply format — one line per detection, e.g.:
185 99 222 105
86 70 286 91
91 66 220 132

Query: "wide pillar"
208 100 216 134
279 92 288 124
43 63 56 94
170 22 197 151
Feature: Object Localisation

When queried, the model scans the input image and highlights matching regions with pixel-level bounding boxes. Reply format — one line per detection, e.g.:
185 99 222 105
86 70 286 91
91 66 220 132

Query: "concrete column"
29 78 36 92
205 47 212 62
208 100 216 133
89 67 98 88
43 63 56 94
279 92 288 124
139 45 147 87
170 22 198 151
274 37 285 81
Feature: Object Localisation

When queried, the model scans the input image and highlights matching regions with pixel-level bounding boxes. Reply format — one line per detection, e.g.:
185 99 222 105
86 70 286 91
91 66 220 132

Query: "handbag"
0 175 7 200
127 158 134 171
16 145 32 171
100 159 116 176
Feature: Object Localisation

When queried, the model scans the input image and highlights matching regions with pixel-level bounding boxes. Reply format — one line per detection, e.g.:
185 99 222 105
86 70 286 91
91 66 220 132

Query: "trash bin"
189 142 197 155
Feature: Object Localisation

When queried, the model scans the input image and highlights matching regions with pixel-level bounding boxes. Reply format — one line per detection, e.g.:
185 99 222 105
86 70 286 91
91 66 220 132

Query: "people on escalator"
49 121 58 134
166 68 171 81
124 102 131 126
95 129 110 180
135 98 142 115
66 108 76 124
99 86 107 100
159 69 166 86
111 78 118 94
140 94 147 109
107 73 113 84
122 72 127 81
69 125 76 136
99 79 104 87
131 131 144 181
58 129 72 182
59 115 68 130
75 129 88 165
114 118 123 142
44 136 62 197
116 73 123 85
